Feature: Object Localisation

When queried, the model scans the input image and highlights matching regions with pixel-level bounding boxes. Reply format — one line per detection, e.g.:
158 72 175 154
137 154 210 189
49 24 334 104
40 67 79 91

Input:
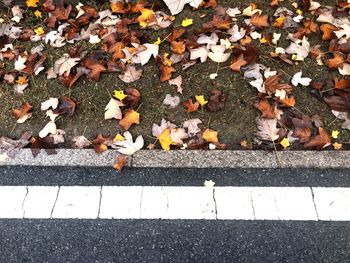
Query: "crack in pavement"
21 186 29 218
50 187 60 219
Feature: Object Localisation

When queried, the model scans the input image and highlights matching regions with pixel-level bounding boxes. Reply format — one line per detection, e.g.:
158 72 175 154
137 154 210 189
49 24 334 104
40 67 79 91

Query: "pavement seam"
50 186 60 219
212 188 218 220
97 186 103 219
21 186 28 218
310 187 320 221
139 187 144 219
250 191 256 220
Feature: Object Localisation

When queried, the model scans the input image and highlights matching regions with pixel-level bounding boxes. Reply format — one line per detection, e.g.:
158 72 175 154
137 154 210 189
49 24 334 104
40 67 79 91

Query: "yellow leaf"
202 129 218 143
139 21 147 27
34 10 42 18
26 0 39 7
195 95 208 107
16 76 27 85
159 128 175 151
137 8 155 27
280 137 290 148
296 9 303 15
331 130 339 139
34 27 45 36
333 142 342 150
181 18 193 27
113 90 127 100
153 37 161 45
113 133 125 142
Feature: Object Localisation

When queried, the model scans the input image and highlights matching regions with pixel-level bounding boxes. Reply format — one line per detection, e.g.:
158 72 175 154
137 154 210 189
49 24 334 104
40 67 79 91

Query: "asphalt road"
1 219 350 262
1 166 350 262
0 166 350 187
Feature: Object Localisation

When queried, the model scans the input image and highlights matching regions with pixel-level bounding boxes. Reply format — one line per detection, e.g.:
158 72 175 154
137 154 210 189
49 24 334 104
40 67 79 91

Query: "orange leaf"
230 53 247 72
202 129 219 143
11 102 32 119
183 99 200 113
251 13 269 28
334 78 350 90
280 96 296 107
113 155 127 172
119 109 140 130
255 99 278 119
320 24 338 40
110 1 126 14
171 41 186 54
160 65 176 82
326 52 344 69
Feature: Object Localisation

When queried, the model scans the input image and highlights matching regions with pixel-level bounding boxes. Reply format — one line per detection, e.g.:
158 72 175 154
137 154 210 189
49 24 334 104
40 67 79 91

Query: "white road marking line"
51 186 101 219
0 186 27 218
99 186 143 219
269 187 318 221
23 186 59 219
215 187 254 220
164 187 216 219
313 188 350 221
1 186 350 220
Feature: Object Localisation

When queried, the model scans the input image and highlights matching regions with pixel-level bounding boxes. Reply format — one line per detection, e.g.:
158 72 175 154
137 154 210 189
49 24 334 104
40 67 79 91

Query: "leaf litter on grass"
0 0 349 166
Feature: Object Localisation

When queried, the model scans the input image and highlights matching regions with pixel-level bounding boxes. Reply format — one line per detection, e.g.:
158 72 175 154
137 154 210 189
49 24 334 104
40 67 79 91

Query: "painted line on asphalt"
1 186 350 220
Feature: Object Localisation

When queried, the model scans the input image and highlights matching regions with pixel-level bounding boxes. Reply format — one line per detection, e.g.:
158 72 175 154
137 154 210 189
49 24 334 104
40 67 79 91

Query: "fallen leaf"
255 117 280 141
333 142 342 150
39 121 57 138
183 99 199 113
304 127 331 149
183 118 202 136
118 65 142 83
11 102 32 123
105 98 124 120
159 128 175 150
113 131 144 155
331 130 339 139
119 109 140 130
291 71 312 87
163 94 180 108
113 90 127 101
181 18 193 27
202 129 218 143
54 96 77 116
113 155 127 172
250 13 269 28
195 95 208 107
207 90 225 112
41 98 59 111
26 0 39 7
230 53 247 72
71 136 91 148
255 99 280 119
280 137 290 148
168 75 183 93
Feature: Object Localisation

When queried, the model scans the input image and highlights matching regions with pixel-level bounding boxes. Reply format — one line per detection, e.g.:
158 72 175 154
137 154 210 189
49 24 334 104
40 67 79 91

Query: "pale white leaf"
39 121 57 138
41 97 59 111
114 131 144 155
104 98 124 120
291 71 312 86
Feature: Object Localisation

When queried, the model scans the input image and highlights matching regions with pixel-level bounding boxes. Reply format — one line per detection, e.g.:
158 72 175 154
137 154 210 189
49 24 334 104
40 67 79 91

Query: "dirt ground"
0 0 346 149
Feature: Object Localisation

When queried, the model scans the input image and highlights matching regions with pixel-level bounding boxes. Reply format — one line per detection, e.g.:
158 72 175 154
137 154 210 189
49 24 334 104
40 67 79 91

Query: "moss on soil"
0 0 348 149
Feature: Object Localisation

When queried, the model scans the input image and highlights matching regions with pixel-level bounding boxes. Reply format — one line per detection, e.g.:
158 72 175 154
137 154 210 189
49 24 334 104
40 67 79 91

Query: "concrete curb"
1 149 350 168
